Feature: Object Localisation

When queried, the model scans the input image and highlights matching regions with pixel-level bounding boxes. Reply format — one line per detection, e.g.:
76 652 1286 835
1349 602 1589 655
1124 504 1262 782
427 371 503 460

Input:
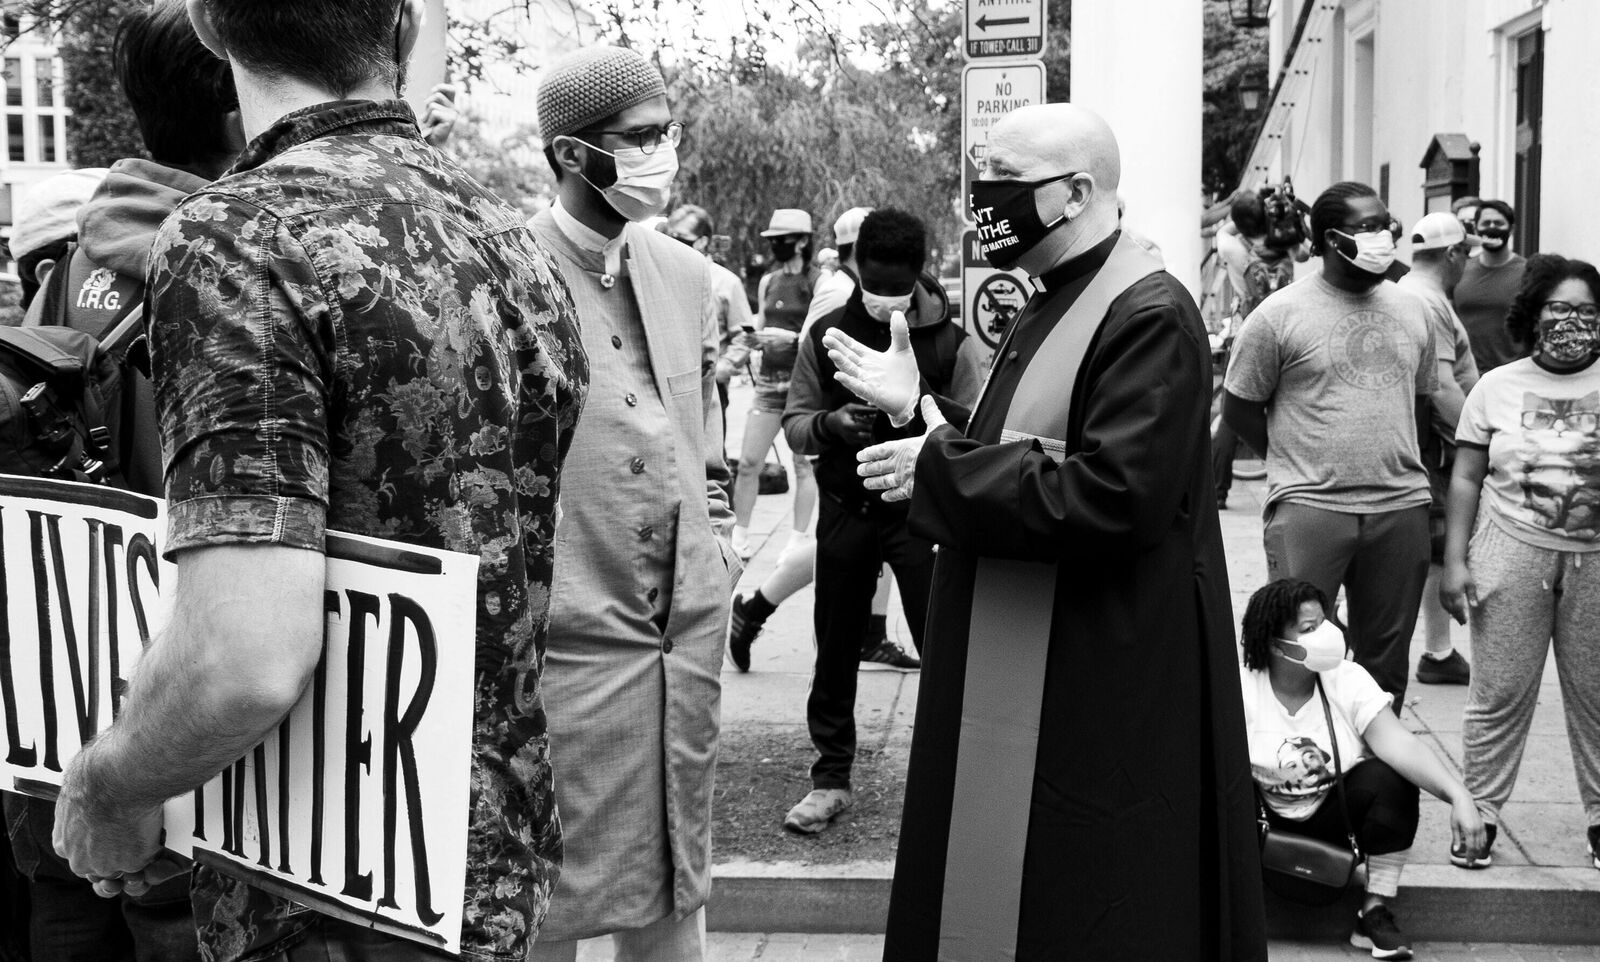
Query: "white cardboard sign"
0 475 479 953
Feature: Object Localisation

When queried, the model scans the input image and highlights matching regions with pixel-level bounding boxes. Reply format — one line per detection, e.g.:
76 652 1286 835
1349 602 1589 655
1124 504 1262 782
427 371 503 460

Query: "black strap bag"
1257 677 1363 905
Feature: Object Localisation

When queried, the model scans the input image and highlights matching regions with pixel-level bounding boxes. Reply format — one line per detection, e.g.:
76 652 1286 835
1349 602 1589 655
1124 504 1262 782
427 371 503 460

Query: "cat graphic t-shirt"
1458 356 1600 550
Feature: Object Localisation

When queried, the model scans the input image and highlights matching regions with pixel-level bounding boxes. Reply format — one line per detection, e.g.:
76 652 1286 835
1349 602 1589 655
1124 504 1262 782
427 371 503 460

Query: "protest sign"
0 475 479 953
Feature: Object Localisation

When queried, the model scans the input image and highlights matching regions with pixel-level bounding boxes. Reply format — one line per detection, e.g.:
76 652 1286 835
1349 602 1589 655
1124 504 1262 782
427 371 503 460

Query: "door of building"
1513 28 1543 255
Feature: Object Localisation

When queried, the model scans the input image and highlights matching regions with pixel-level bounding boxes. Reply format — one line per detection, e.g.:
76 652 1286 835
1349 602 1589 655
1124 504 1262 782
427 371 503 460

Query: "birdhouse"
1419 134 1481 214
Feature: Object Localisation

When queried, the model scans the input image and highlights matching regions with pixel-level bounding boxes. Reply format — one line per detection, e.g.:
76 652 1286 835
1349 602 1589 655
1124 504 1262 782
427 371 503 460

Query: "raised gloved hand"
857 396 947 503
824 310 921 427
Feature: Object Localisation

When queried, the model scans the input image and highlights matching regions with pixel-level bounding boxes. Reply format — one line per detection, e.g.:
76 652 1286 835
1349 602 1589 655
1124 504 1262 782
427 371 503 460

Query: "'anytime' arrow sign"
964 0 1046 59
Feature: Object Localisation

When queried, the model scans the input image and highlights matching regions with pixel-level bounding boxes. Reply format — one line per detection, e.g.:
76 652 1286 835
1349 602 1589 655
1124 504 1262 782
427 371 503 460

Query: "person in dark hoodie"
1 9 236 962
780 207 983 833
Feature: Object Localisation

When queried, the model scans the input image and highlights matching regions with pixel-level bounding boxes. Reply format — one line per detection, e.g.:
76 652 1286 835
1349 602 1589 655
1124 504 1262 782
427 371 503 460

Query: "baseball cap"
10 168 109 260
832 206 873 246
1411 211 1483 252
761 209 813 237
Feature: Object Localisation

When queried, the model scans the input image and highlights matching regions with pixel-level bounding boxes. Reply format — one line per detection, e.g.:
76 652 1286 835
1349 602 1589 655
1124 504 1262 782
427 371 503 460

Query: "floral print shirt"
147 100 588 961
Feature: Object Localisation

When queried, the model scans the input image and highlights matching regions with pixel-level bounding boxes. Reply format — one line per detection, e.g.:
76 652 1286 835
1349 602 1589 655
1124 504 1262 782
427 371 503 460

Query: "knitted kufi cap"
536 46 668 142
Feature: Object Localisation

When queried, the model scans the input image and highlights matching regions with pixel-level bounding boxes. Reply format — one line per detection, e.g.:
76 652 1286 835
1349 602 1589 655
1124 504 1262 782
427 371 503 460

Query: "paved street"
569 933 1600 960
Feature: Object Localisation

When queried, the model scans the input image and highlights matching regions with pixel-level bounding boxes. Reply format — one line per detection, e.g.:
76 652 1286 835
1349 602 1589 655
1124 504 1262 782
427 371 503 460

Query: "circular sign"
971 274 1029 349
1329 309 1406 391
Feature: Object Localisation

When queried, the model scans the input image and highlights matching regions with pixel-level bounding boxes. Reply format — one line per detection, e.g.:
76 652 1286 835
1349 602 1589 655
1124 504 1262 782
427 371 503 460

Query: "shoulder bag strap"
1317 676 1362 859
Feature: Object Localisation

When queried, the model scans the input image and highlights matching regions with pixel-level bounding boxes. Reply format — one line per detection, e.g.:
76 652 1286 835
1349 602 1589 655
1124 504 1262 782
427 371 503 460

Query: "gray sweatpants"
1463 516 1600 826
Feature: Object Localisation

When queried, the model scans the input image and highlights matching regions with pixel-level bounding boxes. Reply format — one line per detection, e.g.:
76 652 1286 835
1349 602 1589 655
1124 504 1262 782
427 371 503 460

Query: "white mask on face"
579 142 679 222
1276 620 1347 673
1332 229 1397 275
861 290 912 323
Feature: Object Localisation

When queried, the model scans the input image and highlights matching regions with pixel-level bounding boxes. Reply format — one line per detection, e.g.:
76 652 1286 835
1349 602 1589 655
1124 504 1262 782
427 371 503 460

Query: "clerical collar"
552 200 627 285
1035 230 1121 293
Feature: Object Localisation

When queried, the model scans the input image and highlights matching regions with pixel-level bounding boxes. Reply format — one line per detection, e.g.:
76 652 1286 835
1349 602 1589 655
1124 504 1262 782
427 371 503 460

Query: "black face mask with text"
969 172 1078 270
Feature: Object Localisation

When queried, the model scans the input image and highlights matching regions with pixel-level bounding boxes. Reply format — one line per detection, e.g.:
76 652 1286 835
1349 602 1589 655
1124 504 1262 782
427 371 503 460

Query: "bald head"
986 104 1121 197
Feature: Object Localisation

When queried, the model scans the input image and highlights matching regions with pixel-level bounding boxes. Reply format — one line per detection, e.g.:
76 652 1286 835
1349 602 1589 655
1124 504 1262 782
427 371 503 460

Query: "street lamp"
1229 0 1271 29
1238 74 1268 112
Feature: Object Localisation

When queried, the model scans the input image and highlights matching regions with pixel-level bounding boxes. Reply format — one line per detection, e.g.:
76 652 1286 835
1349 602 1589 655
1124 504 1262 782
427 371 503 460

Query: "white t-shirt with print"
1457 356 1600 551
1241 661 1394 820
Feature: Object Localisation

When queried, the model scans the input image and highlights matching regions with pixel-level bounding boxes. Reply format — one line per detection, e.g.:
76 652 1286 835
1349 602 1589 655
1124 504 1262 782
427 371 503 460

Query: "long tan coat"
531 211 736 940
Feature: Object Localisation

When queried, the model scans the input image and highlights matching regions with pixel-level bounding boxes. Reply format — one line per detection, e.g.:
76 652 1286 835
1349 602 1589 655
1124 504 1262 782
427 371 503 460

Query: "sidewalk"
694 381 1600 944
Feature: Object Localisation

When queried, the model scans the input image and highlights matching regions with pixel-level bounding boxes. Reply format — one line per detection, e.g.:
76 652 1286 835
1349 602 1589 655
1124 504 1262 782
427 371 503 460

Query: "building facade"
1255 0 1600 259
0 9 69 233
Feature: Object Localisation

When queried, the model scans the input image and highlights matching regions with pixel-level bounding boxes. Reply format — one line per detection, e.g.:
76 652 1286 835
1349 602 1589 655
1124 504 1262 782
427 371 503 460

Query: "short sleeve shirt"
1241 661 1393 820
1225 274 1438 512
1397 273 1480 394
1457 356 1600 550
148 100 589 961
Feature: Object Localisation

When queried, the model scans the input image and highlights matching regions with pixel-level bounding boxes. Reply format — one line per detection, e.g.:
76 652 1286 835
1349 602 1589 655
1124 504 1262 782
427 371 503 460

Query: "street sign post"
960 229 1033 367
963 0 1047 59
960 61 1046 220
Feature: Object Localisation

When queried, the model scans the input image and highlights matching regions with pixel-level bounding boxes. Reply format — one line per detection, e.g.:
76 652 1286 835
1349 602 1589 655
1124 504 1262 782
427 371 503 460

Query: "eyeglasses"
1543 301 1600 322
1523 409 1600 432
576 121 685 155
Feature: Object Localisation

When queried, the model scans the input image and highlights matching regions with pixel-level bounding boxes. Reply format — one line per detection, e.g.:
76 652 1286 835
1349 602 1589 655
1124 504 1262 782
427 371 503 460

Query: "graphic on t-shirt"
1516 391 1600 538
1254 735 1334 801
1330 310 1406 391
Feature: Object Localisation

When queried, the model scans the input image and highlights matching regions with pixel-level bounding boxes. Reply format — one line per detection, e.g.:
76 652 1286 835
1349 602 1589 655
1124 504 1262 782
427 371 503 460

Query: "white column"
406 0 449 116
1070 0 1204 297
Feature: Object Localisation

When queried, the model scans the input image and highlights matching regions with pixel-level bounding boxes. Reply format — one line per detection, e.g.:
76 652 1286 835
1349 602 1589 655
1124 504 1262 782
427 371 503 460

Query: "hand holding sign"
857 396 949 503
52 762 163 891
824 310 921 427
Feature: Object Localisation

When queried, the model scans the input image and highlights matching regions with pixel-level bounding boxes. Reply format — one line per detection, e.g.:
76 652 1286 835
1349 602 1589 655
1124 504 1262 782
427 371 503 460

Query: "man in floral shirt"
51 2 588 960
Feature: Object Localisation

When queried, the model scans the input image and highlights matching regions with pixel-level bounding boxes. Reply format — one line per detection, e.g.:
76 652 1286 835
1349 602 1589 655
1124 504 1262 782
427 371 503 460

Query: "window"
0 46 68 168
1513 28 1543 255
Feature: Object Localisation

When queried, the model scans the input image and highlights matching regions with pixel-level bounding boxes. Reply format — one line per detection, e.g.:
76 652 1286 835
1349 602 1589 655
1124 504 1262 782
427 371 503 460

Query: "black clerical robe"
884 235 1267 961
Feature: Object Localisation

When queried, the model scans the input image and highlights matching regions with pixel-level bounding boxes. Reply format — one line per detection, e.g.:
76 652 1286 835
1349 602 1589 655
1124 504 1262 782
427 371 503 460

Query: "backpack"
1 246 147 487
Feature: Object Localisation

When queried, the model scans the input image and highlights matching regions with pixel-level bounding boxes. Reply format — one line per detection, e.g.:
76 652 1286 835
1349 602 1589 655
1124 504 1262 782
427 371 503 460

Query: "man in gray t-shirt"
1223 182 1438 707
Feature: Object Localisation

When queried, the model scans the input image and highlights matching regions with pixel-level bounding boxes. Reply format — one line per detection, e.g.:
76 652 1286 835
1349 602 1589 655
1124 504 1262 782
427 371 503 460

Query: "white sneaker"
783 788 853 834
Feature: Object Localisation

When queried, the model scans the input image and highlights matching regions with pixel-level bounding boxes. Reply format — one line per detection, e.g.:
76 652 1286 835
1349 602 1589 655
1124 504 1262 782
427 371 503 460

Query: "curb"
705 862 1600 943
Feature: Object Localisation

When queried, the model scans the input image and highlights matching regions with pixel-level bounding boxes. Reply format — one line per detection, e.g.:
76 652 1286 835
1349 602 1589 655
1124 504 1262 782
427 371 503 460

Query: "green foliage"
446 113 554 216
1202 0 1270 197
53 0 146 167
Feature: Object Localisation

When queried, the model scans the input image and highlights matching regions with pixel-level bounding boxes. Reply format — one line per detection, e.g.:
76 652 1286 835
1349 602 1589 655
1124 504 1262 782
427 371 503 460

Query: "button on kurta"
625 393 638 407
662 638 675 654
639 526 655 542
631 457 646 474
647 588 659 602
611 335 623 349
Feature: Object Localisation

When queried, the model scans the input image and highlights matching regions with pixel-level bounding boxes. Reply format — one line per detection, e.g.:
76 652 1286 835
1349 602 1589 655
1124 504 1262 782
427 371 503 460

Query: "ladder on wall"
1240 0 1341 188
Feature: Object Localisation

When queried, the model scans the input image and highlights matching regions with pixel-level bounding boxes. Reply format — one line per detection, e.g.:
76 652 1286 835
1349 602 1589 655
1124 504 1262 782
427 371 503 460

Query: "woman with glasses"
1441 253 1600 872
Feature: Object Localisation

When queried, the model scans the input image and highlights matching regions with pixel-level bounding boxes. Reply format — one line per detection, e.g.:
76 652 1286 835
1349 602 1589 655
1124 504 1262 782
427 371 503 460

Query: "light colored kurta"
531 208 736 940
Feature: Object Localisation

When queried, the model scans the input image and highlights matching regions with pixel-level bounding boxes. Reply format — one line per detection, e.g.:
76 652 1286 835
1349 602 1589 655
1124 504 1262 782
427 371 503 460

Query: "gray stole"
937 234 1165 961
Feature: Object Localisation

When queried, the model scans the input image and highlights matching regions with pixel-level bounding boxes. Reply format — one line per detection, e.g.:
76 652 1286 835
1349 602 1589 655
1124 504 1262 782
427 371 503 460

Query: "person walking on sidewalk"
1441 253 1600 873
1455 200 1528 373
530 46 737 962
727 209 820 560
1224 181 1439 708
1241 579 1485 960
1397 212 1482 687
779 208 980 833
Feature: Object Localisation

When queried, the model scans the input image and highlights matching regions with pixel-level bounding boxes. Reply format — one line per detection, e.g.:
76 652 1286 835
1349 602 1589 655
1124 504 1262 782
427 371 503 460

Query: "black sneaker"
1450 822 1497 869
1416 649 1471 685
728 595 764 672
1350 904 1412 960
1588 825 1600 871
861 637 921 671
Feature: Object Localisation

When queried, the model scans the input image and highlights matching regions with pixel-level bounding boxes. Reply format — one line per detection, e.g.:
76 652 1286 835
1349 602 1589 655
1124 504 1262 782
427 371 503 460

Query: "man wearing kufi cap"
1398 211 1482 688
530 44 736 962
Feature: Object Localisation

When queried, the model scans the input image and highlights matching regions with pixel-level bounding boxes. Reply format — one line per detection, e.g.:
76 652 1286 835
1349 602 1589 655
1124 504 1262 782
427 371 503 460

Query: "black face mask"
969 172 1078 270
1478 226 1510 248
770 238 799 262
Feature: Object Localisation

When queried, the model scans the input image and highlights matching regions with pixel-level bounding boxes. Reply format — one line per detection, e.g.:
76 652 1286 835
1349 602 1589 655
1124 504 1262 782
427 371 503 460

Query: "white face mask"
1275 620 1346 673
579 141 679 222
1332 229 1397 275
861 290 912 323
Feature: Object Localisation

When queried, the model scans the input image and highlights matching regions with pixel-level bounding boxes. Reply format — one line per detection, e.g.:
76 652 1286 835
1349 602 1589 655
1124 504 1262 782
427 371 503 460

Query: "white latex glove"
857 396 947 503
421 83 460 148
824 310 921 427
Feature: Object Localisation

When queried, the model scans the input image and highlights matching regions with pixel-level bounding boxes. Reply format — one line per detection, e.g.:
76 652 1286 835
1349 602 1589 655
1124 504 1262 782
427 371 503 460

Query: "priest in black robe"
824 104 1267 962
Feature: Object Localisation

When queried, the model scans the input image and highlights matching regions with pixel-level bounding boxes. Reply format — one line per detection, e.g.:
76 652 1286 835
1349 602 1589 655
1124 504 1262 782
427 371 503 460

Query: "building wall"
1263 0 1597 261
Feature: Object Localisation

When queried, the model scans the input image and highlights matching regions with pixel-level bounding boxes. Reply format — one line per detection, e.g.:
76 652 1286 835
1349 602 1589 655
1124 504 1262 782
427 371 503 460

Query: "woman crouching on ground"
1241 579 1486 960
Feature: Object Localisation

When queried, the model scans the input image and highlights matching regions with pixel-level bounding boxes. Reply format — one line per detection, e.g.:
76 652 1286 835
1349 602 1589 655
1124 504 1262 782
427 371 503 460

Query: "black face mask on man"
969 172 1078 270
1478 226 1510 250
